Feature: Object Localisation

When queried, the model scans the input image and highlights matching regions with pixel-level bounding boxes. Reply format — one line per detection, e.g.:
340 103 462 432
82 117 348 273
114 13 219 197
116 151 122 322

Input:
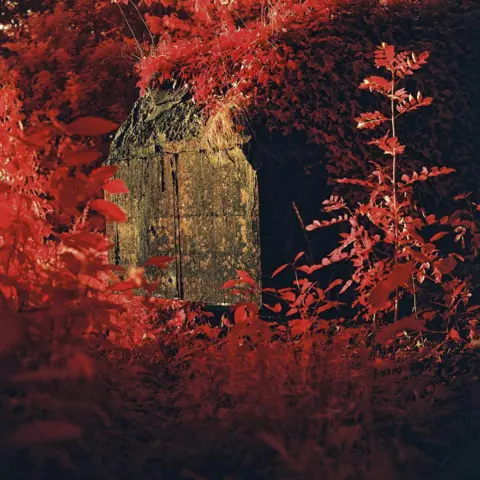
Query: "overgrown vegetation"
1 1 480 479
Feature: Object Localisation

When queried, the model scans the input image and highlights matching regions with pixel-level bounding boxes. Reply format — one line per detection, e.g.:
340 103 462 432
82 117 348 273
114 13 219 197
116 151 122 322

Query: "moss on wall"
107 88 261 305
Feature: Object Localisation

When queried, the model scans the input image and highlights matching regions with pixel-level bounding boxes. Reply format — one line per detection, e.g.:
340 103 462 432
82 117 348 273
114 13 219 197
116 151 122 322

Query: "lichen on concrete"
106 87 261 305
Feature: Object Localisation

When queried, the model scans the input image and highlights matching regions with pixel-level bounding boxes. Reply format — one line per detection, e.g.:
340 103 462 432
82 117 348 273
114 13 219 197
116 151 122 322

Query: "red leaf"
371 262 414 309
370 358 396 370
294 251 305 263
90 166 118 184
325 278 343 293
376 316 426 346
355 110 388 129
370 286 390 309
237 270 256 287
359 76 392 95
63 149 102 167
61 252 83 275
222 279 238 289
271 264 288 278
449 328 462 343
234 304 248 323
306 220 321 231
0 182 11 193
392 262 415 285
289 319 311 335
280 291 296 303
315 319 330 331
61 232 111 251
143 281 160 293
296 265 313 274
89 199 127 223
0 203 13 228
368 134 405 155
67 117 119 136
109 280 136 291
436 257 457 275
103 179 129 194
264 303 282 313
430 231 449 242
246 302 259 318
143 256 175 268
339 279 353 295
374 43 396 69
314 302 337 314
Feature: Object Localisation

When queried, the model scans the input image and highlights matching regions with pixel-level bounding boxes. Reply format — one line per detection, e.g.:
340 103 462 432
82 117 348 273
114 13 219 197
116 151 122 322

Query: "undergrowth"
0 42 479 480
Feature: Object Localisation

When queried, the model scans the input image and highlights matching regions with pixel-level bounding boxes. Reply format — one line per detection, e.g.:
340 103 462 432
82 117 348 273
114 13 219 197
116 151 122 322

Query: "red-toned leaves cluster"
298 43 478 347
124 0 480 204
0 71 174 370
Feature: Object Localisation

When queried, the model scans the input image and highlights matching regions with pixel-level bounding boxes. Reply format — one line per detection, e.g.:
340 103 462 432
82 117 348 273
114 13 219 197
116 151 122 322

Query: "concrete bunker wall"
106 88 261 305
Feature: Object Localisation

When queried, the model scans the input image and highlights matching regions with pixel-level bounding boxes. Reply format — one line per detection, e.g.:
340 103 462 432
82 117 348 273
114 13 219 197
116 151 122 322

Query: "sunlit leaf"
325 278 343 293
294 251 305 263
90 199 127 223
271 263 289 278
237 270 257 287
222 279 237 289
264 303 282 313
102 179 129 194
449 328 462 343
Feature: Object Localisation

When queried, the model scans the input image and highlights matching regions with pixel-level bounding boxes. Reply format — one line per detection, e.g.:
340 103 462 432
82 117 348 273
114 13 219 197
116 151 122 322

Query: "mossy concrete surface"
106 88 261 305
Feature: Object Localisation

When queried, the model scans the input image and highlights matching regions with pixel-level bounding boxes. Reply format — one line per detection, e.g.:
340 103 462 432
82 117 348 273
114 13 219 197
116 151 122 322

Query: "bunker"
106 88 262 305
106 86 327 306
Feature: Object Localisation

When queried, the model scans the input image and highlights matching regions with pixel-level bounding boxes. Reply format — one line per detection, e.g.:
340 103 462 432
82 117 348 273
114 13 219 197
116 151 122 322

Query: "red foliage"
301 43 478 345
128 0 480 205
1 3 480 475
0 0 143 172
0 0 477 365
0 62 176 366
